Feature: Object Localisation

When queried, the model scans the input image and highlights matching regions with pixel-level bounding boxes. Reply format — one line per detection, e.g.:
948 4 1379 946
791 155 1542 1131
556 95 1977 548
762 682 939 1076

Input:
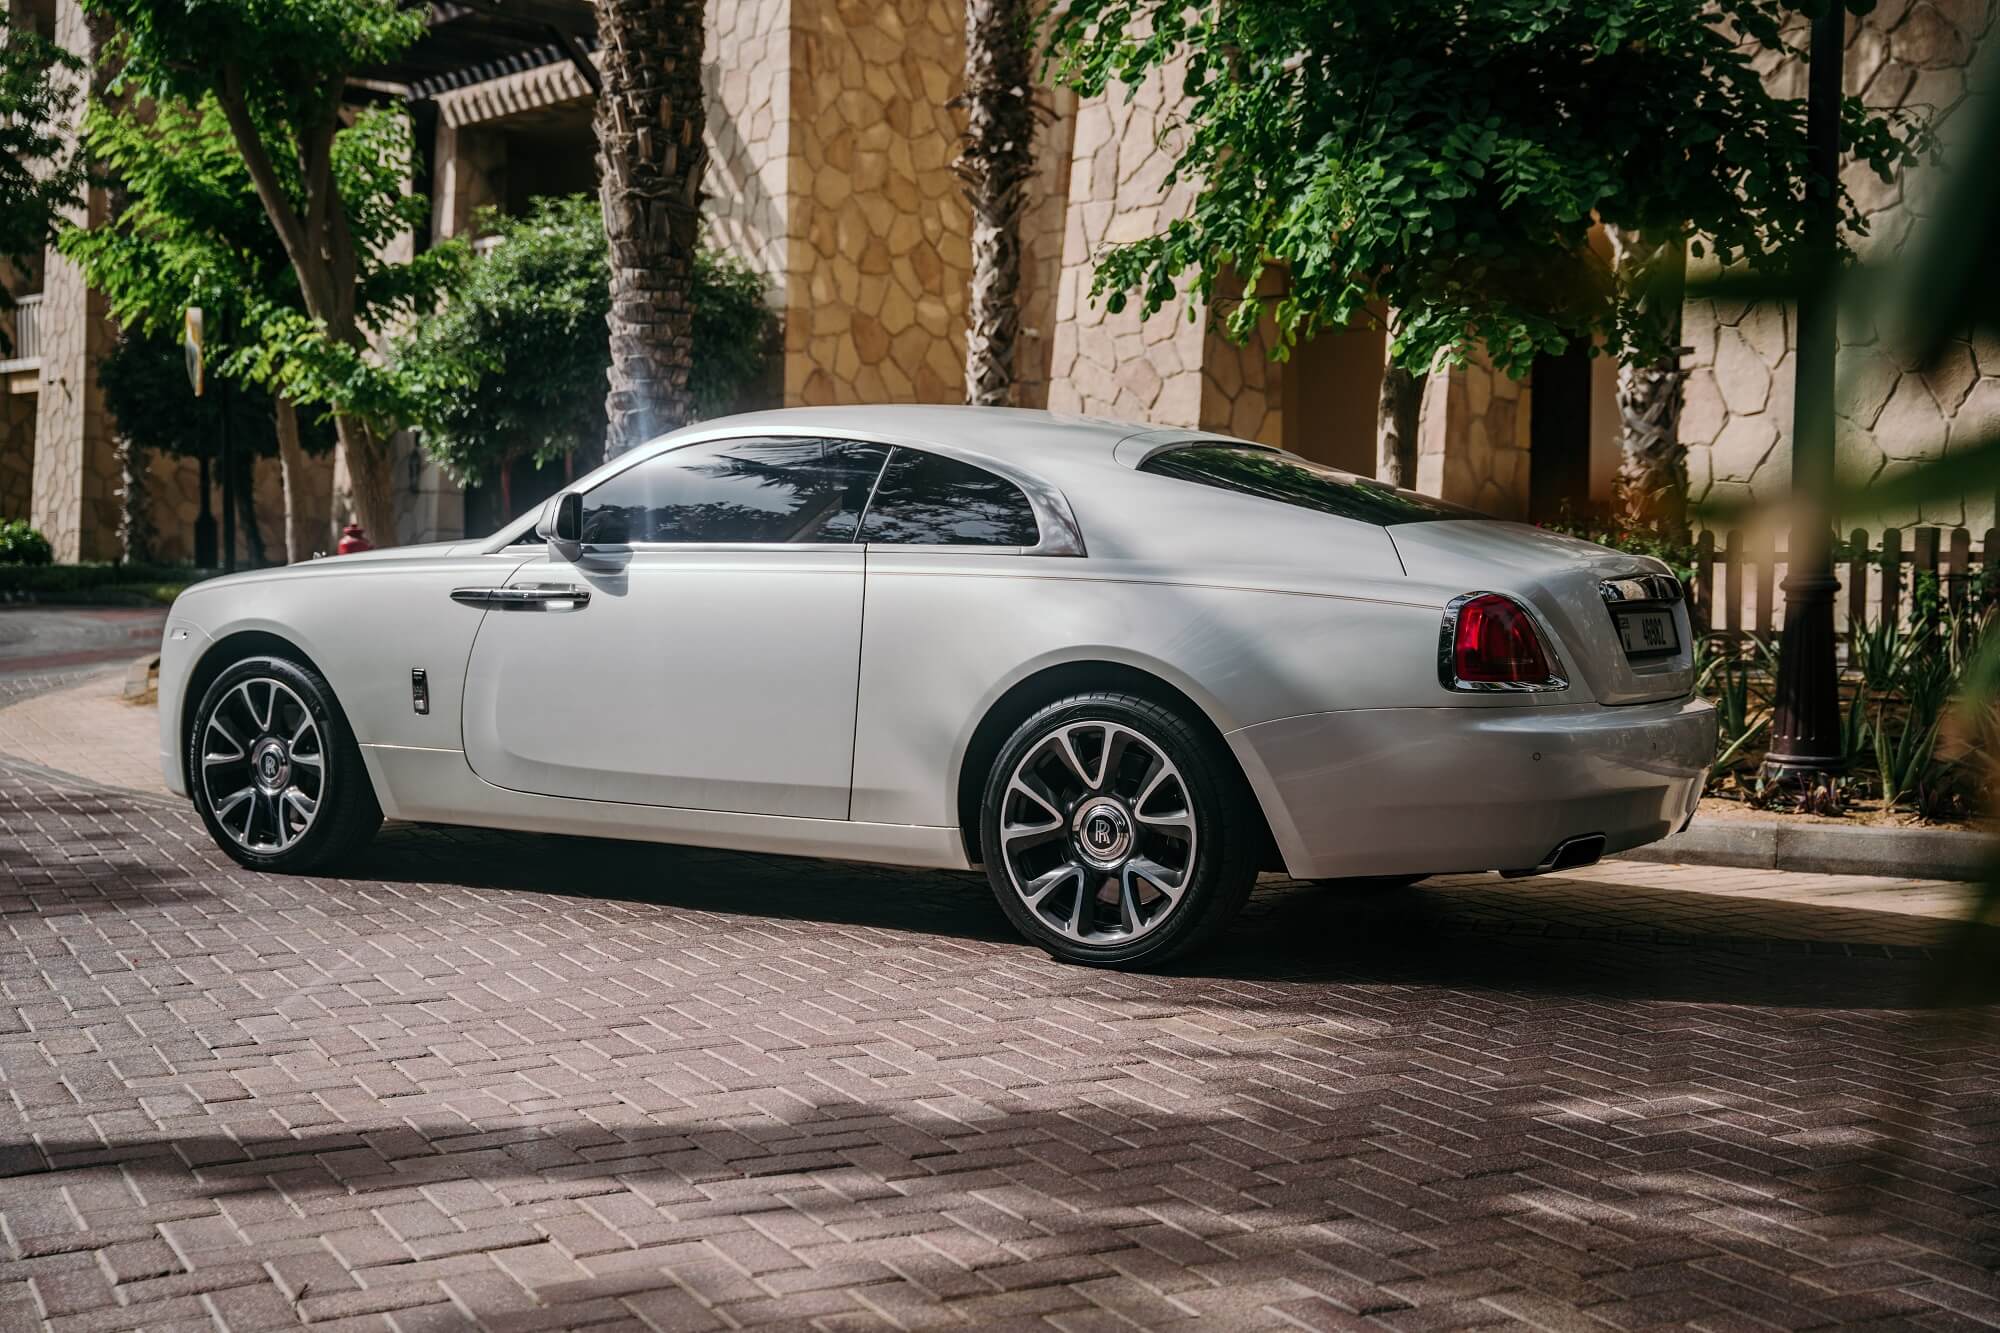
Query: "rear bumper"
1229 696 1716 881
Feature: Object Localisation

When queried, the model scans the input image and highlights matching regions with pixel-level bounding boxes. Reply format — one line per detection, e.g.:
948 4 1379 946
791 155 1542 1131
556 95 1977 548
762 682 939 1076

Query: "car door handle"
450 584 591 610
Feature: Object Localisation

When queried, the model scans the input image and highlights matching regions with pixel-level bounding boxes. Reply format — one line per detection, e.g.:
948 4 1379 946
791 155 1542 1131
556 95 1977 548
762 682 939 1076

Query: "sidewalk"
0 664 167 796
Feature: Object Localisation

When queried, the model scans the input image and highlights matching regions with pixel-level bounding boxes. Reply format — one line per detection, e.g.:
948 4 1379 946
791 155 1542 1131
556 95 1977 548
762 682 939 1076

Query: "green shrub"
0 561 206 603
0 519 54 566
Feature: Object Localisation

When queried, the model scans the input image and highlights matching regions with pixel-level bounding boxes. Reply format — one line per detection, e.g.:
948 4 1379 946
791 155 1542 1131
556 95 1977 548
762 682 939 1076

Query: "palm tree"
955 0 1036 406
595 0 707 455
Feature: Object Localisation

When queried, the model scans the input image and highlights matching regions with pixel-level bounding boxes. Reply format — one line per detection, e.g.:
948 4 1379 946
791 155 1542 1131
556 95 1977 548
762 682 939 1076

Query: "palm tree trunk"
1375 309 1426 488
595 0 707 456
272 396 319 563
1606 224 1690 540
956 0 1035 406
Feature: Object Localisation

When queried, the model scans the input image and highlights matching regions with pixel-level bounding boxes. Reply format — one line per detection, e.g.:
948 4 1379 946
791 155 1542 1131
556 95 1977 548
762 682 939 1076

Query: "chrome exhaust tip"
1501 833 1606 879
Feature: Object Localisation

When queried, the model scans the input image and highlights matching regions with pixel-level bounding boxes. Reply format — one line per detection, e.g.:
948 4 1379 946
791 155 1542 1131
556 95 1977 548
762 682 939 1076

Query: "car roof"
659 405 1157 477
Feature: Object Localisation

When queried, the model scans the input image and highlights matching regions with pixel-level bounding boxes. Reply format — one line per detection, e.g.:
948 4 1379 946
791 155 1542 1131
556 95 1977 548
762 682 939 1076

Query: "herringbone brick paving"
2 745 1998 1331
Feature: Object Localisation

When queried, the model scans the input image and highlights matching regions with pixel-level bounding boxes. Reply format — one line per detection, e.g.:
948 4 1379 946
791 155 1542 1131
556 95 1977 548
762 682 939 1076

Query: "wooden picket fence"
1694 525 1997 644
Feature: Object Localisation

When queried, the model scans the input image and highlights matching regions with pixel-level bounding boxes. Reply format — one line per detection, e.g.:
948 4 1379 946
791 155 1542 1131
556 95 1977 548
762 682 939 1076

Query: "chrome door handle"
450 584 591 610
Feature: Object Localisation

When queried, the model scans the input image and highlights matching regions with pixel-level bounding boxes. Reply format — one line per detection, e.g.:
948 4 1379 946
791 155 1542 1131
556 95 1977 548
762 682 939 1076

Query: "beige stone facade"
4 0 1993 562
1683 0 2000 532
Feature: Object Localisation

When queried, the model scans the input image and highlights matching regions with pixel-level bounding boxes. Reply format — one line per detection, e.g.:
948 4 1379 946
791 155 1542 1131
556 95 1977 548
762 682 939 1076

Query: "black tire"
1310 874 1427 891
979 691 1259 968
186 654 381 872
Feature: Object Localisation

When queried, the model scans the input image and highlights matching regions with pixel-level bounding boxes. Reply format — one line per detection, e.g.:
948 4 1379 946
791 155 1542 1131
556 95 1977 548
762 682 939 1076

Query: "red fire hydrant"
336 524 373 555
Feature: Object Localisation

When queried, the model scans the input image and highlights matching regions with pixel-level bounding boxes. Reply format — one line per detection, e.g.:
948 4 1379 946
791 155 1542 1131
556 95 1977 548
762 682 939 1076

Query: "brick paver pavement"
2 631 1998 1331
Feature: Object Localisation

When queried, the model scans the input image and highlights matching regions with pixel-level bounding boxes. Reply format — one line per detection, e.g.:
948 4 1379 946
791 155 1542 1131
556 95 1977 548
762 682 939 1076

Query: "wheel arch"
177 630 334 792
953 657 1280 870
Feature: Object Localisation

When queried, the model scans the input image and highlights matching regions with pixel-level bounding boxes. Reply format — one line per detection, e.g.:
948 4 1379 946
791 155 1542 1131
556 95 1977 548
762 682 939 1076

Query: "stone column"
1416 353 1534 518
29 0 119 562
1046 63 1206 425
785 0 970 405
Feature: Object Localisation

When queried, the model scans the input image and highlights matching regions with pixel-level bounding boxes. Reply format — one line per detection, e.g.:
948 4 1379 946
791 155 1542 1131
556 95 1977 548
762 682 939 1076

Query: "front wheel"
980 692 1259 968
187 655 381 872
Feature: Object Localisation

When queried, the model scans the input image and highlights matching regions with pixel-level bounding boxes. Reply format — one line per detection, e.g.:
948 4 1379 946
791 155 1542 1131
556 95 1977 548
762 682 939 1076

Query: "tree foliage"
97 326 331 463
62 96 284 354
1042 0 1927 378
0 27 84 338
77 0 465 544
396 195 775 490
60 88 440 433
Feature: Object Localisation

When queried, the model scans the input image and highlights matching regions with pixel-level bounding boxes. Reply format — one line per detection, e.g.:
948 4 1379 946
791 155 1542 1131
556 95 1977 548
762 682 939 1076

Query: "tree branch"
216 63 330 322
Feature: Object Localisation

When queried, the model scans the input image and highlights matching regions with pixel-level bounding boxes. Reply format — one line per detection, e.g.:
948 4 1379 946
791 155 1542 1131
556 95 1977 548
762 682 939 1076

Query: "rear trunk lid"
1390 520 1695 706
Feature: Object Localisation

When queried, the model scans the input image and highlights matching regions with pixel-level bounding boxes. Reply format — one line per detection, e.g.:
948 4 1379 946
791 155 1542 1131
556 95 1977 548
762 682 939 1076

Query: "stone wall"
1416 353 1533 518
1682 0 1999 531
1013 87 1076 409
0 386 32 520
26 0 119 562
785 0 970 405
705 0 792 302
1046 62 1207 426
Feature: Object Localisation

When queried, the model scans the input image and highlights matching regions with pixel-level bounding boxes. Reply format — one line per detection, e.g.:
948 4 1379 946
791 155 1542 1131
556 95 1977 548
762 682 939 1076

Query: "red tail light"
1442 593 1562 690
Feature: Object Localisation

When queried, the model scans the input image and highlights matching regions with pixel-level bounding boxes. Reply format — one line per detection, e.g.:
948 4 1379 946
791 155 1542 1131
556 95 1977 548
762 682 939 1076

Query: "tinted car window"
858 448 1040 546
579 437 889 544
1140 444 1480 524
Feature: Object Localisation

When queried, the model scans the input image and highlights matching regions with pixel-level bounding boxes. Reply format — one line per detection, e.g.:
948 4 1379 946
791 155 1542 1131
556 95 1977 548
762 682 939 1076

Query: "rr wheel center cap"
251 737 291 793
1072 797 1134 869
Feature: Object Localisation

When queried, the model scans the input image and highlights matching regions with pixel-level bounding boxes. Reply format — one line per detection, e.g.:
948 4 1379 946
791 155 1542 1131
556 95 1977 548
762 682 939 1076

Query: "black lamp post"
1762 7 1845 794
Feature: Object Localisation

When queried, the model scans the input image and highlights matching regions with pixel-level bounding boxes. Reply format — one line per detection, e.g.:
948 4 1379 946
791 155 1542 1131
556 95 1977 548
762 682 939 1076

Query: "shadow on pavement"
3 1083 1993 1330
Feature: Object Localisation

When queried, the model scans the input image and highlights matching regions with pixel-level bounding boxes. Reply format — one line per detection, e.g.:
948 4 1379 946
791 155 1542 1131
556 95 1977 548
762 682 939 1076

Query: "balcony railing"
0 292 43 370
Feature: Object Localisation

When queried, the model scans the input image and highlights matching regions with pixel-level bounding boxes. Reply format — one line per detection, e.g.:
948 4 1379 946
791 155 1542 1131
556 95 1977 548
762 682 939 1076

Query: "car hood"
1389 519 1695 706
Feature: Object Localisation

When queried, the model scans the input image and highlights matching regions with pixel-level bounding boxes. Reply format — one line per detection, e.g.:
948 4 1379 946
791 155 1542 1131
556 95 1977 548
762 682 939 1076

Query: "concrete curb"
1620 818 1992 882
122 653 160 702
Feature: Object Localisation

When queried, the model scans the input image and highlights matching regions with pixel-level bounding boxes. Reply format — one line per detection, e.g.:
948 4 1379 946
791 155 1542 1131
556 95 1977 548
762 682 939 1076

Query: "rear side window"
1140 444 1479 524
859 448 1040 547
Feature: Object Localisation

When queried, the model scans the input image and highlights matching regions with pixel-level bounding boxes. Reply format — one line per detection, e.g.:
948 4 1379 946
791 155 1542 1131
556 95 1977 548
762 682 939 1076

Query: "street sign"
184 306 204 398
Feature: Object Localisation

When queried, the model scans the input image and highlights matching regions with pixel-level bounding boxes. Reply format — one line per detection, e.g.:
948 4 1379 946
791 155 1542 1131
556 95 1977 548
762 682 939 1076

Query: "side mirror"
537 492 584 561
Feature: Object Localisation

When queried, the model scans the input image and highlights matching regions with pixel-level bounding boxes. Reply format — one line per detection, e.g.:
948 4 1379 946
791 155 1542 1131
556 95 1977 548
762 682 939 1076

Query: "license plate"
1614 608 1678 657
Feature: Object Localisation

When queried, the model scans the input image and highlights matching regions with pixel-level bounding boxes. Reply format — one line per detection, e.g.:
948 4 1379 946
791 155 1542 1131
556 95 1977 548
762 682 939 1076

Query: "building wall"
0 383 32 519
1014 86 1077 409
785 0 969 405
1682 0 1999 532
1046 61 1207 426
705 0 791 301
1416 352 1533 519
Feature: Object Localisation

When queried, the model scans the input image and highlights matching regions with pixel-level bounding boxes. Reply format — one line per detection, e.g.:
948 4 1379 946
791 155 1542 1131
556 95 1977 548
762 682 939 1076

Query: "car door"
460 435 890 818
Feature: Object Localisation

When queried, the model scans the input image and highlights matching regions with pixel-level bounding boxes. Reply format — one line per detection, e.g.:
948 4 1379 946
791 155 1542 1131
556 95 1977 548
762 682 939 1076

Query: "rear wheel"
980 692 1258 967
188 655 380 872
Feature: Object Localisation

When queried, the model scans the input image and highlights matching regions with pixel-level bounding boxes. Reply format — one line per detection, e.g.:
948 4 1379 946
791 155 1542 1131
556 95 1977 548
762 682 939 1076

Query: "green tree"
97 327 341 566
59 93 406 560
78 0 462 547
1043 0 1923 529
396 195 775 519
0 25 84 348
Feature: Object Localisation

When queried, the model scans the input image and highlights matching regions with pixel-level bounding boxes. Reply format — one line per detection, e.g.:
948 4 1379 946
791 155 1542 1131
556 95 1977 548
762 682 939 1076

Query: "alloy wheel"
199 677 326 855
997 720 1198 945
